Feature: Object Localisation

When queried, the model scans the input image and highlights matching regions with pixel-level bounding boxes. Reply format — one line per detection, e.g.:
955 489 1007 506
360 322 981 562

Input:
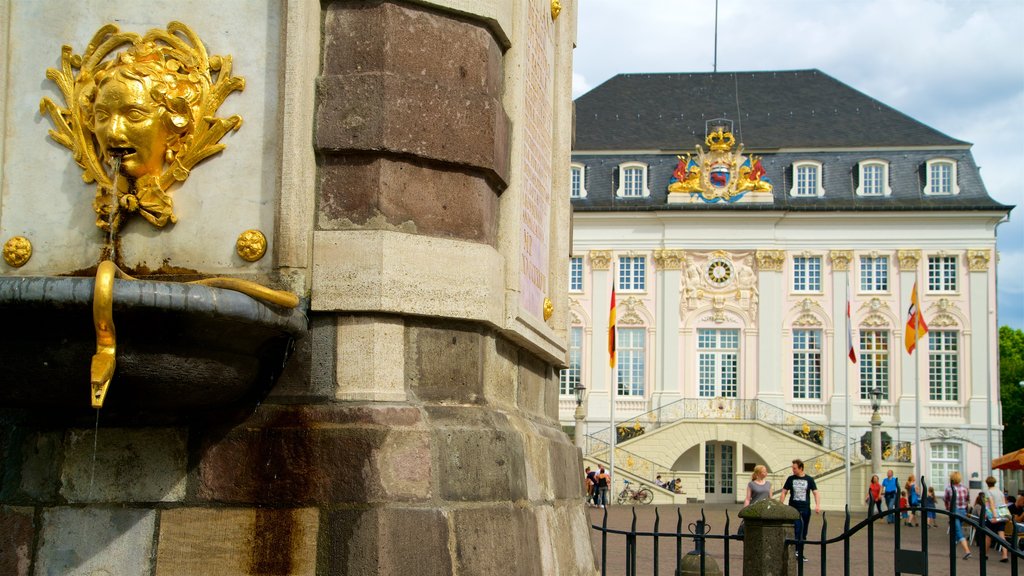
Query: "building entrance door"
704 442 735 503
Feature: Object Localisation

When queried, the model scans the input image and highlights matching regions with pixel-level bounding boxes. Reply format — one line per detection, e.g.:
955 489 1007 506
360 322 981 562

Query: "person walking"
584 466 597 507
596 466 611 508
924 486 938 528
780 459 821 562
881 469 899 524
866 474 883 517
943 471 973 560
744 464 772 507
905 474 920 526
982 476 1010 562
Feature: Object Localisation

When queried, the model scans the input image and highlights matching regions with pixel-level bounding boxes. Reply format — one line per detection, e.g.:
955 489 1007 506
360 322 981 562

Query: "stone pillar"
829 250 853 427
588 250 612 422
739 499 800 576
966 249 994 468
897 250 921 432
653 249 684 406
755 250 786 407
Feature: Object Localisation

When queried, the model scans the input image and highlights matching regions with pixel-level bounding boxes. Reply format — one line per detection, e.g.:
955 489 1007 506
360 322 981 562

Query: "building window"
704 444 716 494
928 256 958 292
616 162 649 198
569 256 583 292
928 331 958 401
618 256 646 292
559 326 582 395
790 161 824 197
720 444 734 494
617 328 645 396
859 330 889 400
570 164 587 199
860 255 889 292
698 328 739 398
924 159 959 196
792 329 822 400
929 443 962 489
793 256 822 292
856 161 890 196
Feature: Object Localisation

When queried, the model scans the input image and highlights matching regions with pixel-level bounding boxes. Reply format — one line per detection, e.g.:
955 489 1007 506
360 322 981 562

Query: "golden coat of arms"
667 122 772 204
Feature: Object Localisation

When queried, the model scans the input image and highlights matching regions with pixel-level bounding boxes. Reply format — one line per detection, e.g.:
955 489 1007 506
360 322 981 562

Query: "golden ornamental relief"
897 250 921 271
755 250 785 272
236 229 267 262
966 249 991 272
652 249 686 270
667 122 773 204
588 250 612 270
550 0 562 20
3 237 33 267
40 22 244 233
829 250 853 271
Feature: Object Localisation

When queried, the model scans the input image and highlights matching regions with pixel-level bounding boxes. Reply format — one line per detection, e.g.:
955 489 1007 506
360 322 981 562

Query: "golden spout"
91 260 117 408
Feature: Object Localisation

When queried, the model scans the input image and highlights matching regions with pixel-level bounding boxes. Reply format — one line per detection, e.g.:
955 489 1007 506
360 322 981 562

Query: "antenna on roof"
713 0 719 72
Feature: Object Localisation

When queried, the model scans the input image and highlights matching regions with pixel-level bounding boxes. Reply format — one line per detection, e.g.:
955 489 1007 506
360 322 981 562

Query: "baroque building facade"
562 70 1011 508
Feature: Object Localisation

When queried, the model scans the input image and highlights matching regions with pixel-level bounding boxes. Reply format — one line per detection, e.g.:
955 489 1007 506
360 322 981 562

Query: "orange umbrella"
992 448 1024 471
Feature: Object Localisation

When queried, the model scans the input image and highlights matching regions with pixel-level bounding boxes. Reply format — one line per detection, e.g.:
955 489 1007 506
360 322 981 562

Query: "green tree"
999 326 1024 453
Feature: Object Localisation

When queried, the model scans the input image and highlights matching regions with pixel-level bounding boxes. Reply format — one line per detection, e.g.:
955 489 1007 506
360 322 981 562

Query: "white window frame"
927 255 958 293
856 160 891 197
616 162 650 198
570 163 587 199
923 158 959 196
559 326 583 395
618 256 647 292
928 331 959 402
789 161 825 198
617 327 646 397
792 329 823 400
569 256 583 293
859 254 889 293
859 330 890 400
792 255 822 293
929 443 962 490
697 328 739 398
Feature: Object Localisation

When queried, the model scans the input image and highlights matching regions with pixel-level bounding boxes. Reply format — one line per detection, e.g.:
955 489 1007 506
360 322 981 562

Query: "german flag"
608 286 616 368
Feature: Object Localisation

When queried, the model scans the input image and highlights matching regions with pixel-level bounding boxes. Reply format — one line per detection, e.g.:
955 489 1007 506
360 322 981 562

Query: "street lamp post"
869 387 883 476
573 383 586 449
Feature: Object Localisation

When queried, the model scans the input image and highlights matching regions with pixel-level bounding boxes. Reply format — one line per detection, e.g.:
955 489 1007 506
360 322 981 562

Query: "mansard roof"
574 69 967 151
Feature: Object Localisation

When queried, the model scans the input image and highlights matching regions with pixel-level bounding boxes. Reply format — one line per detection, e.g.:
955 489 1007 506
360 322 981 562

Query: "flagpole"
915 343 921 482
610 353 616 495
608 285 617 498
845 280 852 510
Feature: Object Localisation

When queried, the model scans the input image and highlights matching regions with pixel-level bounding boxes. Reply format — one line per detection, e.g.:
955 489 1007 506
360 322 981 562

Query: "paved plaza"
587 503 1020 575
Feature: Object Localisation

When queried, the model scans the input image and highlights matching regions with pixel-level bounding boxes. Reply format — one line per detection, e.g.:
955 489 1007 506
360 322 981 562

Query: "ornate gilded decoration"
588 250 612 270
617 296 647 326
755 250 785 272
40 22 245 232
897 250 921 271
2 237 32 267
966 249 991 272
682 251 758 322
666 124 773 204
550 0 562 20
652 249 685 270
927 298 960 327
706 258 733 286
236 229 267 262
829 250 852 271
861 313 889 327
542 297 554 321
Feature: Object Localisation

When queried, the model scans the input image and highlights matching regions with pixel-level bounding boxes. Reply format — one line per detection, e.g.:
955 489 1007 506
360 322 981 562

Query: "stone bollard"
738 499 800 576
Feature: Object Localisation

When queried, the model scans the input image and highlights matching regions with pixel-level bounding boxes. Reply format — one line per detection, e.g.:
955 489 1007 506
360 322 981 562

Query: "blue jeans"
952 507 968 543
793 507 811 557
885 492 897 523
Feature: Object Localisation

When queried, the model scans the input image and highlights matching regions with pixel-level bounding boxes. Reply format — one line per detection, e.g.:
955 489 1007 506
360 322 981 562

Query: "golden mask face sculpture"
41 22 244 232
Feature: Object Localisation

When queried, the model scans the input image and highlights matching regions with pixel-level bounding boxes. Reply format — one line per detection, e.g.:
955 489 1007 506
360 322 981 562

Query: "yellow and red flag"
608 286 617 368
905 280 929 354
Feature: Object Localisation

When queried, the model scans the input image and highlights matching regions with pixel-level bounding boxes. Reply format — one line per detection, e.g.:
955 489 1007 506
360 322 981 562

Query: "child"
900 491 910 524
924 487 938 528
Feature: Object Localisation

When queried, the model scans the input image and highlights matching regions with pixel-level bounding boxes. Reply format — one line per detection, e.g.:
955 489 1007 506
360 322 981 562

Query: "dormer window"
616 162 649 198
924 159 959 196
856 160 891 196
570 163 587 199
790 161 824 197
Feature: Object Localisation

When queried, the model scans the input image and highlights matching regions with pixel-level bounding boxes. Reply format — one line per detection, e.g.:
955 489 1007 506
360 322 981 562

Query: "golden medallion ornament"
551 0 562 20
40 22 245 233
236 229 268 262
3 236 32 267
543 297 554 321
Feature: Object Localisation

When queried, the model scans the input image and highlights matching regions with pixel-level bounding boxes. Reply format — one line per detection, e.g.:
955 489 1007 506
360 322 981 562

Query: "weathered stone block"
196 405 430 504
318 155 500 245
334 314 407 402
155 508 318 576
36 507 155 576
61 427 187 503
453 506 542 576
0 506 33 576
321 507 452 575
7 429 62 502
406 322 485 404
429 408 527 502
517 349 550 418
270 314 335 400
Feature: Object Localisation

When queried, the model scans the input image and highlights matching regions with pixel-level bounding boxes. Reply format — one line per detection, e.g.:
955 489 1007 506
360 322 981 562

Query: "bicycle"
616 479 654 505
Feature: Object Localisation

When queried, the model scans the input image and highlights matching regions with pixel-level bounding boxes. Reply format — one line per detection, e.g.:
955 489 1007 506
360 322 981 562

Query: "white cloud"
572 72 592 99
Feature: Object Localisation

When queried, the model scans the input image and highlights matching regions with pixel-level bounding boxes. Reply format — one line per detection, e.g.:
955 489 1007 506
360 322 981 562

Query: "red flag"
847 296 857 364
905 281 929 354
608 286 617 368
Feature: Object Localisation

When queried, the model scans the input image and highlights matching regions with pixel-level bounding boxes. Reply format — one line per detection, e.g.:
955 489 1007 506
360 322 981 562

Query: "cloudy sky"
572 0 1024 331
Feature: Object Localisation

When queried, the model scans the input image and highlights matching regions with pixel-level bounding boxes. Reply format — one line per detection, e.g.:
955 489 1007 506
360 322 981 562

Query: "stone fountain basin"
0 276 307 423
